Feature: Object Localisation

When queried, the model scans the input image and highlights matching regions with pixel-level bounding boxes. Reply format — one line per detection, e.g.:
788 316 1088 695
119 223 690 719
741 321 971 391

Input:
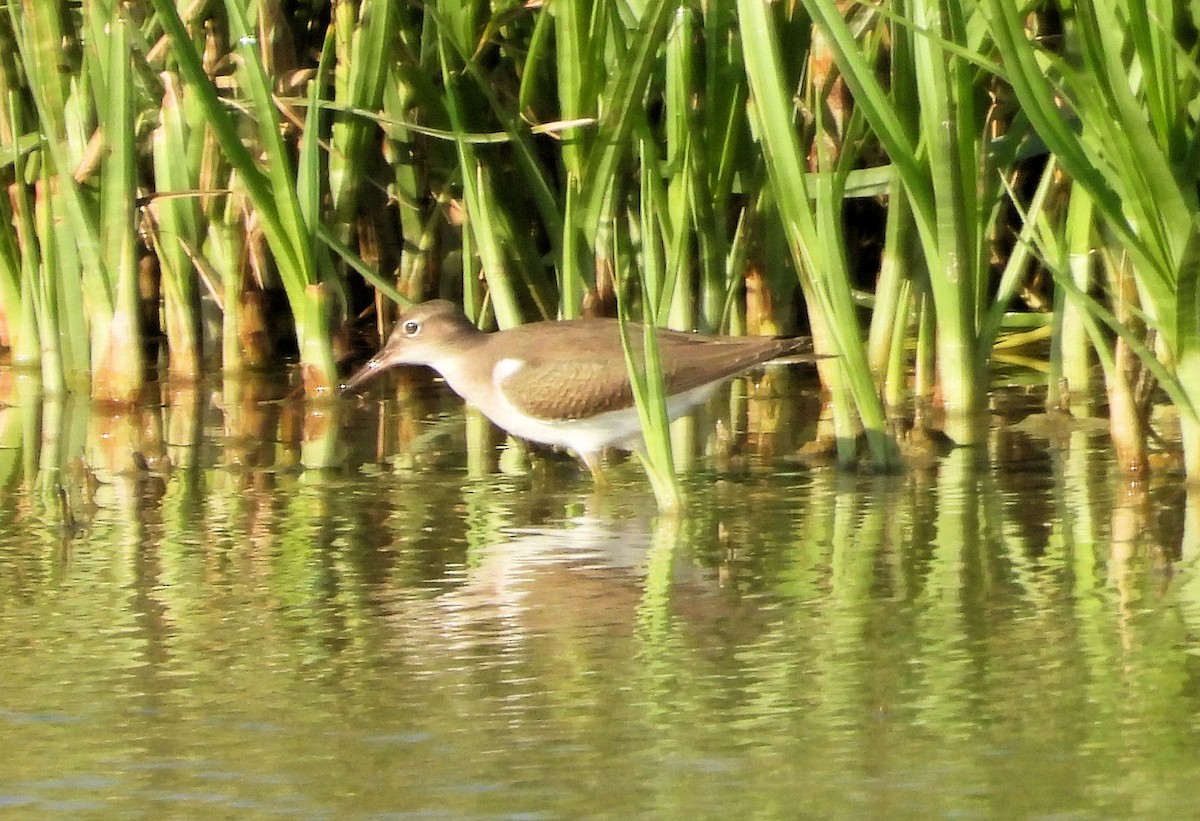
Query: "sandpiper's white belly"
436 357 719 456
483 381 720 454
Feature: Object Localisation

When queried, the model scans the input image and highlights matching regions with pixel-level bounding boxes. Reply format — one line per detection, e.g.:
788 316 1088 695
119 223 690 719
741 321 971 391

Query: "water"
2 372 1200 818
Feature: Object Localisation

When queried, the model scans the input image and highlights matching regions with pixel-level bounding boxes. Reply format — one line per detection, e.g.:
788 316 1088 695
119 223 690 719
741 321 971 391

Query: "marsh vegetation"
1 1 1196 504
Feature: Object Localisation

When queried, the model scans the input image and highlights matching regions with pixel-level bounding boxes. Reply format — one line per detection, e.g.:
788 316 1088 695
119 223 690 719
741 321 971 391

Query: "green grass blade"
738 0 897 468
95 12 144 401
329 0 396 226
435 28 522 328
580 0 676 237
149 0 339 393
151 72 203 379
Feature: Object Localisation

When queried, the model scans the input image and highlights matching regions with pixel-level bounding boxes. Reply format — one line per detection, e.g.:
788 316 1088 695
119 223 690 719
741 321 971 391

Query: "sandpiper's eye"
402 320 420 336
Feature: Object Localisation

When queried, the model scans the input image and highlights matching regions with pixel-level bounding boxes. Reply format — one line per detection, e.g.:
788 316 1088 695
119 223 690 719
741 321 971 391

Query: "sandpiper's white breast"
492 357 525 384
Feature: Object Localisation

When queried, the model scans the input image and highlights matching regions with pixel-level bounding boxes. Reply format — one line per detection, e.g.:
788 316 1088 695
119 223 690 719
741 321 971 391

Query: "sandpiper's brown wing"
485 320 634 421
490 319 812 422
496 357 638 420
654 326 812 393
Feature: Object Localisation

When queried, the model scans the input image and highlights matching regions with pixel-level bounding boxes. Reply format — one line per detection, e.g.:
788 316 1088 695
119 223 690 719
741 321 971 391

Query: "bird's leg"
578 451 609 489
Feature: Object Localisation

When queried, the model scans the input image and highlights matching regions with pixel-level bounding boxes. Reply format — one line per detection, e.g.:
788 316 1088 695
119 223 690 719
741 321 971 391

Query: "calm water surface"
1 375 1199 819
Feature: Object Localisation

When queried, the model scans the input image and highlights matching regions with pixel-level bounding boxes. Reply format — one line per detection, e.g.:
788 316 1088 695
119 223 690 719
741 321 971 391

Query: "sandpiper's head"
342 300 481 392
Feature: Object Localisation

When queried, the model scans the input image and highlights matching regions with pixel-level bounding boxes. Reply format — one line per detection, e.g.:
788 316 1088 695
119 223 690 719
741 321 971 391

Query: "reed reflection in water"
0 370 1199 818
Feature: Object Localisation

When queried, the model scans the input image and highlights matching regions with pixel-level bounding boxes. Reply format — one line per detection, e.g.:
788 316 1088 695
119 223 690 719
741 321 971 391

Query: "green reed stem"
93 11 144 402
738 0 897 469
149 0 340 395
151 73 203 381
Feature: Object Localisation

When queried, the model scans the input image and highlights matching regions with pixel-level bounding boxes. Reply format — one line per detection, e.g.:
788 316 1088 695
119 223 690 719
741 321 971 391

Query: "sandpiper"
343 300 818 478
